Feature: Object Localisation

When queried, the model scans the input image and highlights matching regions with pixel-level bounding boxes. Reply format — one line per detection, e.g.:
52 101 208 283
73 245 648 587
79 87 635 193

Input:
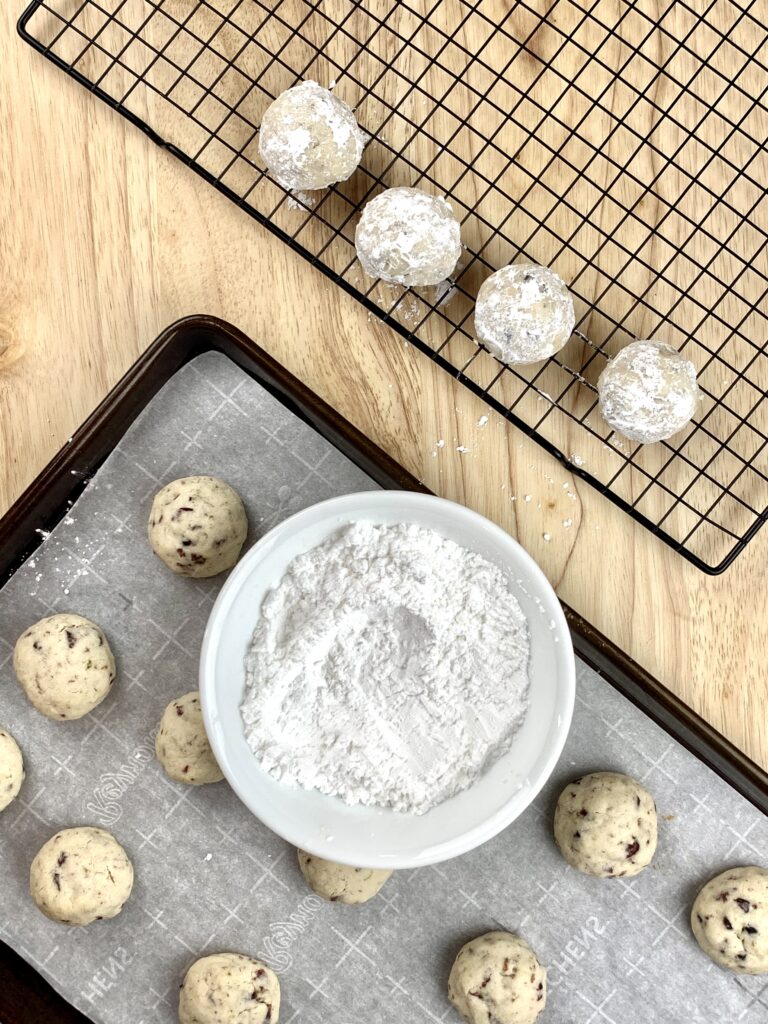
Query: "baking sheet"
0 352 766 1024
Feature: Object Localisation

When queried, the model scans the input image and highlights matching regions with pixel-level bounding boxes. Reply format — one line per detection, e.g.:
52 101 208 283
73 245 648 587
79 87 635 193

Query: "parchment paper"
0 352 765 1024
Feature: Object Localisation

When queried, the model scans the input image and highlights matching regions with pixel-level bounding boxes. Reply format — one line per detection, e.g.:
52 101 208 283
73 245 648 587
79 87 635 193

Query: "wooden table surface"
2 2 766 773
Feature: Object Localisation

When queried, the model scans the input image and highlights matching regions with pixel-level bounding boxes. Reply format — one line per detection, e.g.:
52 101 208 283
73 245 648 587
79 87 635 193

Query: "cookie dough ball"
30 827 133 926
691 866 768 974
179 953 280 1024
297 850 391 904
156 691 223 785
0 728 24 811
355 186 462 287
148 475 247 578
475 263 575 365
597 339 700 444
554 771 657 878
13 613 116 720
448 931 546 1024
258 80 364 191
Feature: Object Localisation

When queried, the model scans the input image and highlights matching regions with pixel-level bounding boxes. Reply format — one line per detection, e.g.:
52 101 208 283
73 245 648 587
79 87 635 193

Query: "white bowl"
200 491 575 868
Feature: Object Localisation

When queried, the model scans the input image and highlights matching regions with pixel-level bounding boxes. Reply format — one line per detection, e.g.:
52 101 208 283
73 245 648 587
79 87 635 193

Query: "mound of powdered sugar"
241 521 530 814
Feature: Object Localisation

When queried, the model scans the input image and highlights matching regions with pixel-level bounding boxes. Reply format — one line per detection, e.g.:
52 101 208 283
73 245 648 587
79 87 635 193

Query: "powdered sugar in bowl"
200 492 575 868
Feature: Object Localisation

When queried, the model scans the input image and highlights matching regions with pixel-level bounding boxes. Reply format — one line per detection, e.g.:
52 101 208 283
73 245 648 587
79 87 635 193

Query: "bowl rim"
200 491 575 867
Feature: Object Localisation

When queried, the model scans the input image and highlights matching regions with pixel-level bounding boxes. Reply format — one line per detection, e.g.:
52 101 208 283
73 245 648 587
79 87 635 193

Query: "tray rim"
0 314 765 1024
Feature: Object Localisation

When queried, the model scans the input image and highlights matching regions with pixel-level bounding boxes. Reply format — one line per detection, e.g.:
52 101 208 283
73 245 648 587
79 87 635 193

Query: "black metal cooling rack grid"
17 0 768 573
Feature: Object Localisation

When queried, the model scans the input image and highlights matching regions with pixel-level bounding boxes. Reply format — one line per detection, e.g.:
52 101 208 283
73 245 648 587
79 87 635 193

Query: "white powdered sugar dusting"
287 189 319 211
355 187 462 288
258 80 365 191
241 521 530 814
597 340 700 444
475 263 575 365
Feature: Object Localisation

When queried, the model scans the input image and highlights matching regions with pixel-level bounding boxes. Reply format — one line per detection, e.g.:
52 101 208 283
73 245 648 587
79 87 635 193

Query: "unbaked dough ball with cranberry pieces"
691 866 768 974
297 850 391 904
13 613 116 720
30 827 134 926
155 691 223 786
179 953 280 1024
448 931 547 1024
148 476 247 578
554 771 657 878
0 728 24 811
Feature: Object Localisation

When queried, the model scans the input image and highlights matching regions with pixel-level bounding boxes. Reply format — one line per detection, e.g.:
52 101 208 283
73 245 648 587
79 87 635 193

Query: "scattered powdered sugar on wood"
434 276 457 308
241 521 530 814
395 293 424 326
286 189 319 211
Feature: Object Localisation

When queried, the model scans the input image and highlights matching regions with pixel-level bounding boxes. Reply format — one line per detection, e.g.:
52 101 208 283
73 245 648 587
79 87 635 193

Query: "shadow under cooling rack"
18 0 768 573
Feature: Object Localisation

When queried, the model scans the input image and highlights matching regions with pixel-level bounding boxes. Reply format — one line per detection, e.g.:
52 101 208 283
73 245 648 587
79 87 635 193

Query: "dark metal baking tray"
0 314 765 1024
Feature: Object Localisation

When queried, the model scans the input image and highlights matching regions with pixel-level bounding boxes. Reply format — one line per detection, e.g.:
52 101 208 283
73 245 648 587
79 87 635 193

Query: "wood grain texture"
1 1 766 771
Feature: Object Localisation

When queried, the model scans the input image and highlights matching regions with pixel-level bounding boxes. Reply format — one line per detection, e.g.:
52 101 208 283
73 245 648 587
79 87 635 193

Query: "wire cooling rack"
18 0 768 573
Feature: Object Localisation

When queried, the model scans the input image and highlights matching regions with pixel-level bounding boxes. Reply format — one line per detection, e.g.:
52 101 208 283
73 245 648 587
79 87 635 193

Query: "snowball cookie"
691 866 768 974
0 728 24 811
448 931 546 1024
13 613 116 720
148 475 248 578
297 850 391 904
179 952 280 1024
597 339 700 443
30 826 133 926
554 771 657 878
355 186 462 287
156 691 223 785
475 263 575 365
258 80 364 191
